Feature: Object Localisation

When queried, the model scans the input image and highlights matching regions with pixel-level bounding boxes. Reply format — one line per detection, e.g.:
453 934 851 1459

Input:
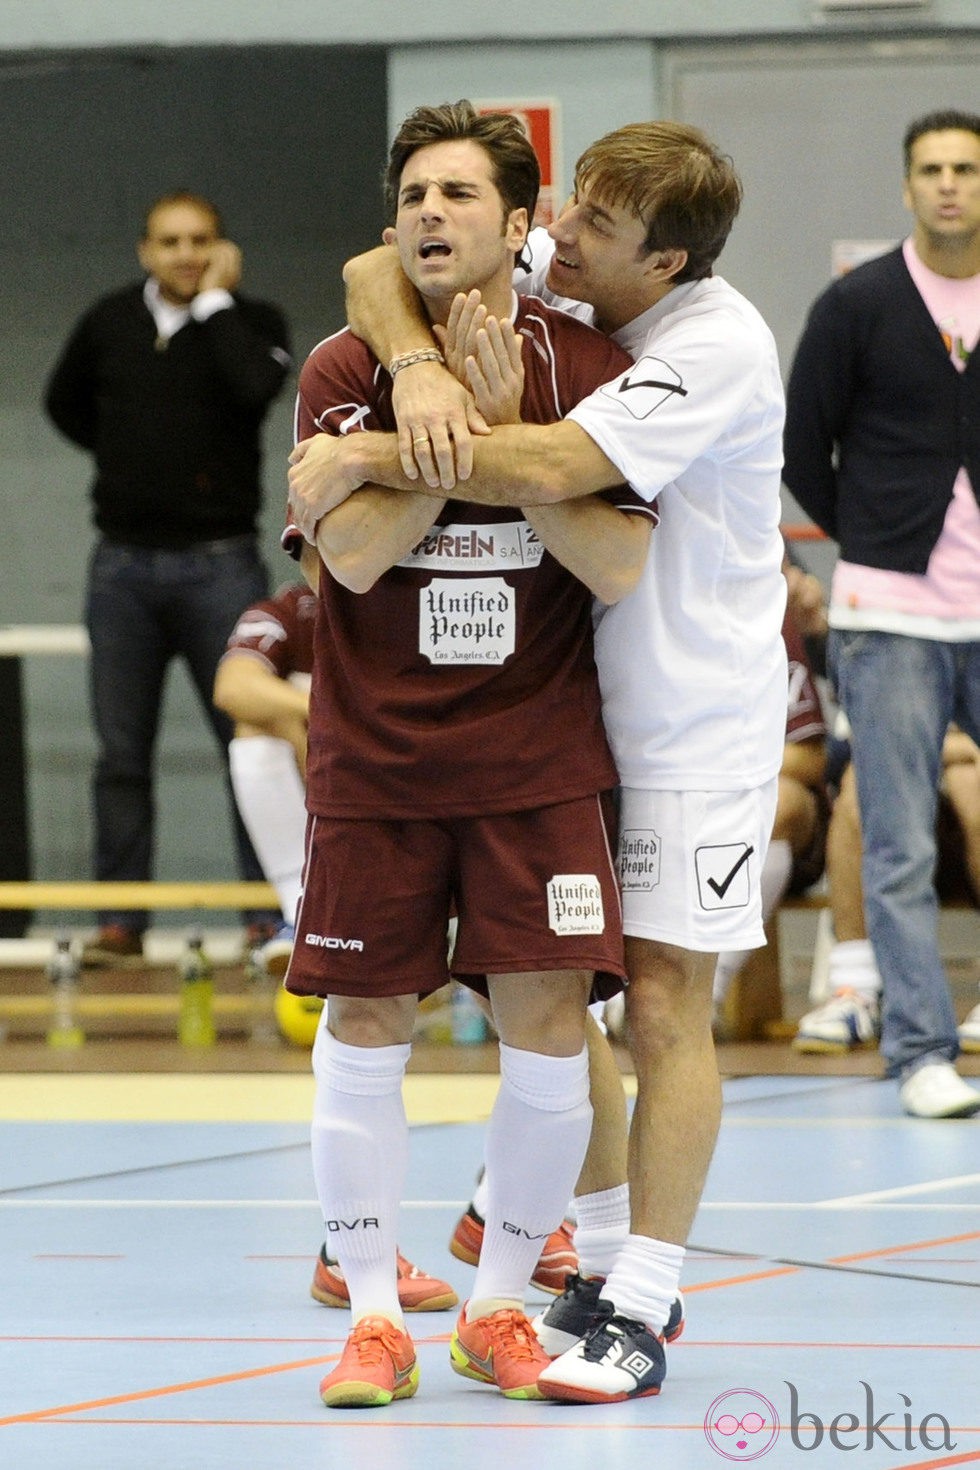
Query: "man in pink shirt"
783 108 980 1118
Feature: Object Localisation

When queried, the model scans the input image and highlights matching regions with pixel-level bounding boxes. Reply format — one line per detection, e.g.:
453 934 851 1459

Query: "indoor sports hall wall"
2 3 977 893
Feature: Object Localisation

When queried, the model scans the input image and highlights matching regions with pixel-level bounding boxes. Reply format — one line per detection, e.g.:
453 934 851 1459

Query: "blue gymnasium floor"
0 1070 978 1470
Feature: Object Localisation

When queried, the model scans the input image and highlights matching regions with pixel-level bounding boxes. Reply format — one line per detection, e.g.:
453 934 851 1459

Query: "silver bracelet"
388 348 445 377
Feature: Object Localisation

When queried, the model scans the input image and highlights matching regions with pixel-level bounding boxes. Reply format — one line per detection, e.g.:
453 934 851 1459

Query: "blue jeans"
85 535 271 932
829 629 980 1078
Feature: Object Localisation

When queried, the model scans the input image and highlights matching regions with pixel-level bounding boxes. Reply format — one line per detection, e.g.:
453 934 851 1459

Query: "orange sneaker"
311 1244 458 1312
449 1207 578 1295
450 1304 552 1400
319 1316 419 1408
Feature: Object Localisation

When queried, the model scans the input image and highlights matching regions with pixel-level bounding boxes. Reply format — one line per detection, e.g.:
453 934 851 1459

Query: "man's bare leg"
623 937 720 1247
536 938 717 1402
575 1009 629 1196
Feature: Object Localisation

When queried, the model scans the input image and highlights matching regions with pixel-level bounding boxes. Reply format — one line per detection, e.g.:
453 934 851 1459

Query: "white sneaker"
958 1002 980 1054
898 1060 980 1119
793 989 880 1054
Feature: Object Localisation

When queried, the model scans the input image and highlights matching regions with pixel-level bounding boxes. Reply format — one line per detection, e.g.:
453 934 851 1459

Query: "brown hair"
384 99 540 227
902 109 980 173
574 121 742 282
142 191 224 240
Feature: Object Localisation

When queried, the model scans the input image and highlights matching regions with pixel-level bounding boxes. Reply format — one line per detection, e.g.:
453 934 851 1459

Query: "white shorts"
617 782 778 952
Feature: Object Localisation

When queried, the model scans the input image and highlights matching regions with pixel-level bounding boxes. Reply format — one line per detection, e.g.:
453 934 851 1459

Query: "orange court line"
28 1416 980 1440
21 1415 733 1432
0 1353 338 1427
894 1451 980 1469
1 1333 382 1345
683 1264 800 1294
0 1329 454 1427
832 1230 980 1265
691 1340 978 1352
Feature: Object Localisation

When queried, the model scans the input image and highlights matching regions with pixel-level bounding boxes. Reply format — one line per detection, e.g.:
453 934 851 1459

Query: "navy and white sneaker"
533 1273 685 1357
538 1311 667 1403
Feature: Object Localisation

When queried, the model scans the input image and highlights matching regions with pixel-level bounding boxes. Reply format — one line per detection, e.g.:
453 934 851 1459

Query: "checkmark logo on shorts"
707 846 754 898
695 843 754 911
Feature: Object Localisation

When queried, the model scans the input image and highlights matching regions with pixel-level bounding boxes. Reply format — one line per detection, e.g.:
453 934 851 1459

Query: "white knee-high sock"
310 1021 411 1324
470 1044 591 1315
713 838 793 1005
229 735 307 922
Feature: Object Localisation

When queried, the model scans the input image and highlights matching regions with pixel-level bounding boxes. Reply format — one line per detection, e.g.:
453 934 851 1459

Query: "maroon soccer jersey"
296 297 652 819
782 610 826 746
221 581 317 680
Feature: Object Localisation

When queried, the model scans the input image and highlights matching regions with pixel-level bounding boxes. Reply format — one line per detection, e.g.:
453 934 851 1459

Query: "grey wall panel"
2 45 386 889
664 34 980 574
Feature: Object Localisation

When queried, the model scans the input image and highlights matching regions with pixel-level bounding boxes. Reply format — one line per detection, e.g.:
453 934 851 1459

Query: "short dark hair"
573 121 742 283
384 99 540 227
902 109 980 173
142 192 224 239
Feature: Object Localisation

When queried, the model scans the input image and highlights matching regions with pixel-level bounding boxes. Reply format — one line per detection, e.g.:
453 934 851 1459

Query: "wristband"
388 348 445 378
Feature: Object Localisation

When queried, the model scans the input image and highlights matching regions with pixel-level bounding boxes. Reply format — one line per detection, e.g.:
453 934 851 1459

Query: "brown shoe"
80 924 144 969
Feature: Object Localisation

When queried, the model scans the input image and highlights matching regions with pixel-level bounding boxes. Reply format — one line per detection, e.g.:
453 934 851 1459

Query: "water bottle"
451 980 488 1045
245 935 279 1047
178 933 216 1046
46 933 85 1048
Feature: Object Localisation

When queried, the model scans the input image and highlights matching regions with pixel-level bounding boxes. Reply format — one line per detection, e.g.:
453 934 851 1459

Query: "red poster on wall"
475 99 561 226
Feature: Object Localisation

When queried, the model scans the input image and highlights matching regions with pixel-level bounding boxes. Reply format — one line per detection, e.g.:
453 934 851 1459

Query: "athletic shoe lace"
582 1313 648 1362
349 1319 403 1365
485 1309 541 1362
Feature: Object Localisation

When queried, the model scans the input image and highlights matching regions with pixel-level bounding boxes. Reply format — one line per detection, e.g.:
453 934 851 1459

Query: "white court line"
0 1198 466 1210
815 1171 980 1208
2 1198 980 1211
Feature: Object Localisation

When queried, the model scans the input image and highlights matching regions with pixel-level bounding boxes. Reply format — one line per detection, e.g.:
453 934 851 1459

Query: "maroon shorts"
285 793 625 1000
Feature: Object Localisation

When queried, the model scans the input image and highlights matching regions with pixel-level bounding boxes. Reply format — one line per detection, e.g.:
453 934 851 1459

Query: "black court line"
0 1119 461 1199
687 1241 980 1292
717 1074 893 1110
0 1139 311 1198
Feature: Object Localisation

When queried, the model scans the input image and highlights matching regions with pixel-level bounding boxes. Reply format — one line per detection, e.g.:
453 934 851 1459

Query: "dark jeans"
85 534 274 932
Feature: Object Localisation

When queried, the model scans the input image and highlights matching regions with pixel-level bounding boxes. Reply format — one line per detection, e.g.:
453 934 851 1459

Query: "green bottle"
178 933 216 1047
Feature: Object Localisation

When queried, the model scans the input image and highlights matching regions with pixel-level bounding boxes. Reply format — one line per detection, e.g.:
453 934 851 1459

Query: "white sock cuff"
498 1042 590 1112
313 1027 411 1096
602 1235 686 1333
229 733 297 784
828 938 881 996
574 1184 630 1231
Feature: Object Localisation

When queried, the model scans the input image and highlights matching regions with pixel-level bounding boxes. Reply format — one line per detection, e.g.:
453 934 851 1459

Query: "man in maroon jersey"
283 101 655 1409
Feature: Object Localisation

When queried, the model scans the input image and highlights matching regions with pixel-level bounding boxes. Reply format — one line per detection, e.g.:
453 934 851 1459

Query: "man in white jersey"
783 109 980 1121
289 120 788 1403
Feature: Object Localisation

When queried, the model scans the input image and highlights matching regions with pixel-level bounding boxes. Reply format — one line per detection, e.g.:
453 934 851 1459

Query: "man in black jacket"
45 192 292 964
783 109 980 1118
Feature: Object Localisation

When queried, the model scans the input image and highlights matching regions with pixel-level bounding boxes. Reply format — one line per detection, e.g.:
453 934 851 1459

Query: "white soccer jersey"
518 228 788 791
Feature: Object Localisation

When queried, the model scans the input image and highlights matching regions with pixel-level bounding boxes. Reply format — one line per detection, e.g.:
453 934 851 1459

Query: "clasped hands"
287 289 524 542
